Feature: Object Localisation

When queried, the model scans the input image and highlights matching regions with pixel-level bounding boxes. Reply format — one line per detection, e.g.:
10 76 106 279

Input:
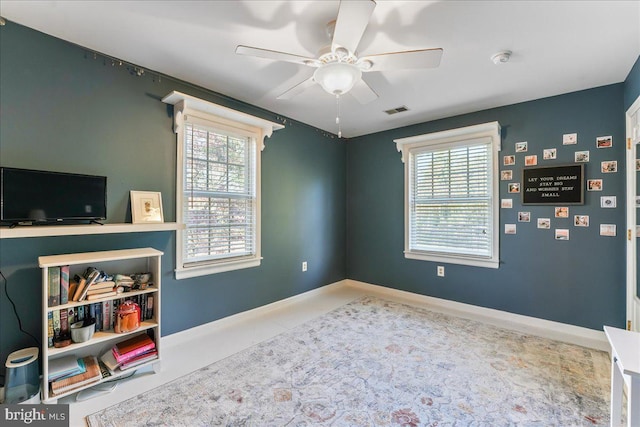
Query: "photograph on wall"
555 229 569 240
601 161 617 173
504 155 515 166
518 212 531 222
563 133 577 145
515 141 528 152
130 191 164 224
525 155 538 166
501 199 513 209
574 215 589 227
505 224 517 234
587 179 603 191
600 224 616 237
636 159 640 171
501 170 513 180
543 148 557 160
537 218 551 229
596 136 612 148
508 183 520 193
554 207 569 218
600 196 617 208
575 151 590 162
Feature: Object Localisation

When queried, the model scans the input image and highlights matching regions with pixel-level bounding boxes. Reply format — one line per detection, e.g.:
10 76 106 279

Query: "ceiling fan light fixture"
313 62 362 95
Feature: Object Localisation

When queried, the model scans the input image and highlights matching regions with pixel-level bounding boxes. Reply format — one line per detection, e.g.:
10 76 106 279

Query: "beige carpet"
87 296 611 426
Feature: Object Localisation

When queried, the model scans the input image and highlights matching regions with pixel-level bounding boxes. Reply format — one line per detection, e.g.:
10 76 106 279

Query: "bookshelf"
38 248 162 403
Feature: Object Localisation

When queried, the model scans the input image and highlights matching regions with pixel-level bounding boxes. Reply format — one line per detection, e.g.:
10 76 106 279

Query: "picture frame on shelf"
131 191 164 224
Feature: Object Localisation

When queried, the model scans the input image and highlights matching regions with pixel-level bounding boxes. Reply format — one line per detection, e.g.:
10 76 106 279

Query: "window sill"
175 257 262 279
405 251 499 269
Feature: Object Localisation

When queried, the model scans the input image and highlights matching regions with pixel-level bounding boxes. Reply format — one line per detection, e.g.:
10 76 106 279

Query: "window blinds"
409 141 492 258
183 122 256 265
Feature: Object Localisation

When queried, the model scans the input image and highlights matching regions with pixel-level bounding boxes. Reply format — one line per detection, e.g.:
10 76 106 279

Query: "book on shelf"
100 347 157 372
77 269 101 302
68 280 78 303
48 267 61 306
50 356 101 396
98 360 112 380
52 310 61 339
100 350 118 372
47 312 54 348
146 295 154 320
94 303 102 331
119 350 158 370
59 309 69 336
113 333 156 363
59 265 70 305
48 355 86 382
72 276 87 302
86 280 116 292
87 291 117 301
102 300 113 331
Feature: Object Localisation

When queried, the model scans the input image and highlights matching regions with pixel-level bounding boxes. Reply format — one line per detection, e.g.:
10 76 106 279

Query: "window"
163 91 283 279
395 122 501 268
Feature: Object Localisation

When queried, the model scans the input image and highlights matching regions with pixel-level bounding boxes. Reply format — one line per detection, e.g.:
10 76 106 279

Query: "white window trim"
395 121 501 269
162 91 284 279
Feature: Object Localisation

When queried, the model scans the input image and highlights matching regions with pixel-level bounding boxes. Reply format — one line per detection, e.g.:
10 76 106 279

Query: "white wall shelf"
0 222 183 239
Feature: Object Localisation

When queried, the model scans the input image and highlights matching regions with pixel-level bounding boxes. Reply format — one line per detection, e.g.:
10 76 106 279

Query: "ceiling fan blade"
236 45 318 67
277 77 316 100
350 78 378 104
362 48 443 72
332 0 376 54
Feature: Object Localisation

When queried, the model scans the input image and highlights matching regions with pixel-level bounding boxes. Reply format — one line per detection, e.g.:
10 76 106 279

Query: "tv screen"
0 167 107 225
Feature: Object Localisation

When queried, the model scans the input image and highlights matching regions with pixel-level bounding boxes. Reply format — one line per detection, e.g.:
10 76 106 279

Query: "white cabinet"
38 248 162 403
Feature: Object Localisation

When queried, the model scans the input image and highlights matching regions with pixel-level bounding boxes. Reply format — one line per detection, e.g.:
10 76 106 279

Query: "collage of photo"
501 133 618 240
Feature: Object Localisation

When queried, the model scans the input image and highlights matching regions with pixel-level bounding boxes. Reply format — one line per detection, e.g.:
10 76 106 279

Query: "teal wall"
346 84 626 331
0 22 346 371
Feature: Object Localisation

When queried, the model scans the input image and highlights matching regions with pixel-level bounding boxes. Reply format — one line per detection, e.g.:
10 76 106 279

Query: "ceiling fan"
235 0 443 104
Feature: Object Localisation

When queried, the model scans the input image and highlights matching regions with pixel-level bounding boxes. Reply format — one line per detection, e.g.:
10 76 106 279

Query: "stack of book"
101 333 157 372
72 267 116 302
48 355 86 382
84 280 117 300
50 356 101 396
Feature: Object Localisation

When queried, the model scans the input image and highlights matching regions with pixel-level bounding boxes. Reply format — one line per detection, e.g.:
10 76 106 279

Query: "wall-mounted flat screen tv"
0 167 107 226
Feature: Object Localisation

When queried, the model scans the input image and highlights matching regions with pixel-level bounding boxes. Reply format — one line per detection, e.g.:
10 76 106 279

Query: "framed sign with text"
522 164 584 205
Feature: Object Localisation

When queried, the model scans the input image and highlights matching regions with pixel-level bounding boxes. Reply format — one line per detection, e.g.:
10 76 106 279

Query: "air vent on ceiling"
384 106 409 115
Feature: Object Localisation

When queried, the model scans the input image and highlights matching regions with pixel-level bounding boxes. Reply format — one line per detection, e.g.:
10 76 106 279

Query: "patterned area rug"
87 296 611 426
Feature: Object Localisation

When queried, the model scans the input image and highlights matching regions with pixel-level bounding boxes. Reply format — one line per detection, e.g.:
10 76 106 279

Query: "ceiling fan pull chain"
336 94 342 138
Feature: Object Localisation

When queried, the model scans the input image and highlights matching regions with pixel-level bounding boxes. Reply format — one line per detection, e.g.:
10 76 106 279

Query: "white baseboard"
162 280 348 349
345 279 609 352
162 278 609 353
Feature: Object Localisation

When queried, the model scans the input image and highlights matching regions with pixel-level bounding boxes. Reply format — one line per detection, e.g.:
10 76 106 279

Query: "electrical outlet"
437 265 445 277
302 261 307 272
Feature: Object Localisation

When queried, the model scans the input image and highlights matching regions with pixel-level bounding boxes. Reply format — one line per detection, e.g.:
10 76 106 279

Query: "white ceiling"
1 1 639 138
